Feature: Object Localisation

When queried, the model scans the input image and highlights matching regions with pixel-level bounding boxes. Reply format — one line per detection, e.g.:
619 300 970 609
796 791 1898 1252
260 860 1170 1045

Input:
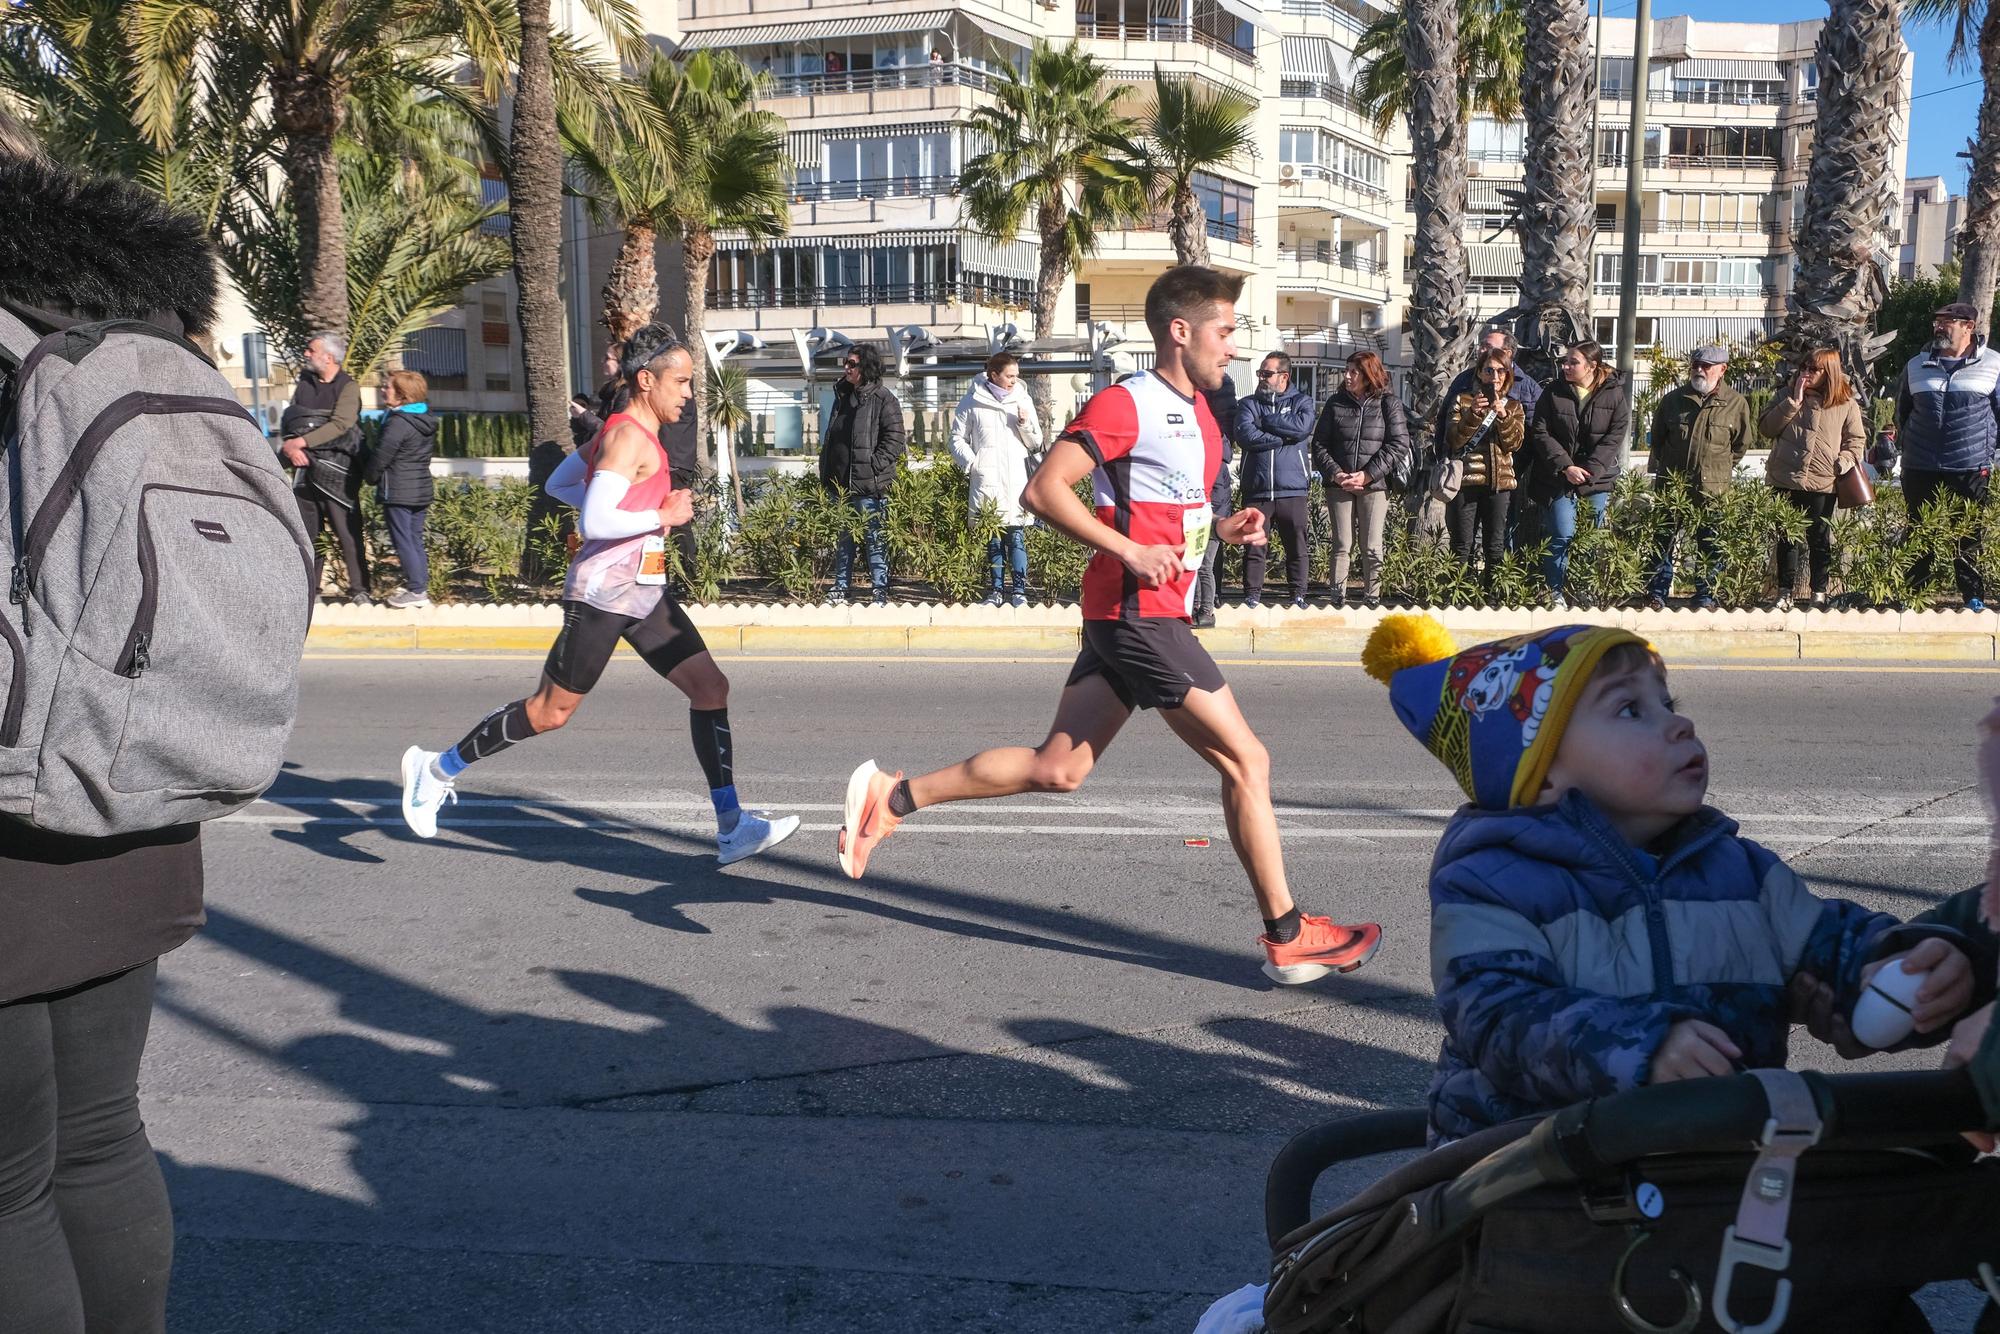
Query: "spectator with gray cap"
1644 345 1754 610
1896 300 2000 609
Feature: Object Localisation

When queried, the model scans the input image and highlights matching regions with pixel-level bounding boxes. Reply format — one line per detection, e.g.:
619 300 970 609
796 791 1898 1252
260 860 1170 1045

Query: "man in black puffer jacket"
1233 352 1317 607
819 344 907 604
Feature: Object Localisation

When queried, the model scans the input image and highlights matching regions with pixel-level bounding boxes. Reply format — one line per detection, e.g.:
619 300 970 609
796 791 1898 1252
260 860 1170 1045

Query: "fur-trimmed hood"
0 154 219 335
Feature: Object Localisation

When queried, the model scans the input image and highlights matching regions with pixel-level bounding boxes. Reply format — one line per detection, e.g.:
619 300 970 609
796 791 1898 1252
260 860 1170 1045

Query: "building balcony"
705 281 1028 331
1089 214 1257 271
1274 242 1390 298
1278 324 1387 363
681 0 1047 28
1276 0 1371 37
1589 282 1780 300
1076 18 1256 66
1274 164 1395 227
756 63 1003 119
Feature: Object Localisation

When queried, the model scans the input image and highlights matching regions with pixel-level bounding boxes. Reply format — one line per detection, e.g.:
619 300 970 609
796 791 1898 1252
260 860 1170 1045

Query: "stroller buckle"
1714 1227 1792 1334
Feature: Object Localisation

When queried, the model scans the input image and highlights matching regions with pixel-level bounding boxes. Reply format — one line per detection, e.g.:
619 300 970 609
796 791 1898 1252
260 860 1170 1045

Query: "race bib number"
1182 505 1212 572
637 534 669 586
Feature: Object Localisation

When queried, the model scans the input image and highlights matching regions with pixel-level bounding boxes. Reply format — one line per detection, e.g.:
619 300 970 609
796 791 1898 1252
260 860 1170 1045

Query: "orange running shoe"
837 759 904 879
1260 916 1382 985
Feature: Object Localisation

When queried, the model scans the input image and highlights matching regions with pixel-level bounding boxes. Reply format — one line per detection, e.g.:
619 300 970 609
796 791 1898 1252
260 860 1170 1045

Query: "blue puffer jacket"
1426 791 1942 1145
1234 386 1316 501
1896 345 2000 474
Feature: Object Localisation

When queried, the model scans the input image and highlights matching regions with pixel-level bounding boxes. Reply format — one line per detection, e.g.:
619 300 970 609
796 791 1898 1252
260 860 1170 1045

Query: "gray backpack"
0 308 315 837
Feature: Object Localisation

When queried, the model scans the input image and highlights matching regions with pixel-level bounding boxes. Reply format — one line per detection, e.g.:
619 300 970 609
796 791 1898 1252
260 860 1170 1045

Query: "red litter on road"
1183 837 1210 848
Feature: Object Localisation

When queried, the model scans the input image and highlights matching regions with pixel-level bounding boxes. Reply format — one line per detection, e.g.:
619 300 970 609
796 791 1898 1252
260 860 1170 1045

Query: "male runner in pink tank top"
396 324 798 865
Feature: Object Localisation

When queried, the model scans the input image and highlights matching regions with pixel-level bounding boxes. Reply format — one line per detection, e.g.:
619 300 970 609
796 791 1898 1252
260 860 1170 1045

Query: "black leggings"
1243 495 1310 601
0 962 172 1334
297 491 370 596
1447 488 1512 575
1775 488 1836 595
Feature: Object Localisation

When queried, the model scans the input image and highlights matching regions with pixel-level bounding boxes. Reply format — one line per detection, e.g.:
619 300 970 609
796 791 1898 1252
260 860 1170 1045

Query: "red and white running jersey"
1060 371 1223 620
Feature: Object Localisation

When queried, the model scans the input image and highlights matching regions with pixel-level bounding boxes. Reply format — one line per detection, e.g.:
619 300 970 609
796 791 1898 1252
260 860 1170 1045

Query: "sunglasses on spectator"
1255 369 1283 378
843 359 860 368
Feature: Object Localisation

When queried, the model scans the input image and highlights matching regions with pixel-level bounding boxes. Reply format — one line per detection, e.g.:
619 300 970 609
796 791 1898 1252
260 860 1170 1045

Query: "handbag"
1835 458 1874 509
1430 410 1496 504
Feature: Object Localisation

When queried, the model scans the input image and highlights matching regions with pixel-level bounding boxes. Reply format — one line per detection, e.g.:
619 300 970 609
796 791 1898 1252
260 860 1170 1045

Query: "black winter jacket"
1530 374 1631 500
365 408 438 507
1235 387 1317 499
1312 390 1411 493
819 379 907 498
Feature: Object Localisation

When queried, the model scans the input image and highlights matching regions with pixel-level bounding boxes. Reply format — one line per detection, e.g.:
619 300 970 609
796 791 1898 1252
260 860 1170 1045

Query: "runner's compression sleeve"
545 448 588 507
581 470 663 541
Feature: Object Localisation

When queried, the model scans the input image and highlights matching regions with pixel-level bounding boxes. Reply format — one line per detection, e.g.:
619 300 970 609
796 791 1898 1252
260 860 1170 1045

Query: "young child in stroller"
1360 615 1989 1145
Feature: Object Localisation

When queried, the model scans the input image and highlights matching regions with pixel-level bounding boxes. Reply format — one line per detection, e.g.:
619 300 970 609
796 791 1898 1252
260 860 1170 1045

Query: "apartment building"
1901 175 1969 281
211 5 1907 427
1460 17 1910 371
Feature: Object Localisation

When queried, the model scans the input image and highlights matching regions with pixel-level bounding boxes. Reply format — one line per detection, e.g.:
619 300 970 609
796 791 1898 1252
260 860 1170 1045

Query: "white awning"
1213 0 1267 30
1676 59 1782 82
1467 245 1523 279
1280 36 1329 79
719 230 951 251
961 232 1039 279
961 11 1037 52
1330 43 1356 86
680 10 954 50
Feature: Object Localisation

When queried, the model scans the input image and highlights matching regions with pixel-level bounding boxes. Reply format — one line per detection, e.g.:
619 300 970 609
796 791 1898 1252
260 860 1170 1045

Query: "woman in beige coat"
1760 346 1865 610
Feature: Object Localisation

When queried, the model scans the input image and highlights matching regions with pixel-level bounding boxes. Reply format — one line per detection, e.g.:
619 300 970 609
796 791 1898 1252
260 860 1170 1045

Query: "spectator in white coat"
950 351 1045 605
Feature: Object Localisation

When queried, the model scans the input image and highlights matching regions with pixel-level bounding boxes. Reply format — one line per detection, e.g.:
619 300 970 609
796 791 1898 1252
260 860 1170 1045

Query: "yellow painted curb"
1191 627 1257 655
306 625 420 649
1253 626 1366 656
416 626 560 652
1642 630 1801 660
1798 633 1995 662
911 626 1082 652
739 625 912 653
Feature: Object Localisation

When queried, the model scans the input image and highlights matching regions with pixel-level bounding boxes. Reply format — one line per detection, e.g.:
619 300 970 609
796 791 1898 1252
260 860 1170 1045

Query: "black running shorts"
1066 617 1225 711
543 597 708 694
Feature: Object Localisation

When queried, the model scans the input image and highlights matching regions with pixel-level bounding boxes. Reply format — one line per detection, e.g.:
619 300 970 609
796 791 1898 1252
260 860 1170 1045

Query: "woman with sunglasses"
1442 347 1527 595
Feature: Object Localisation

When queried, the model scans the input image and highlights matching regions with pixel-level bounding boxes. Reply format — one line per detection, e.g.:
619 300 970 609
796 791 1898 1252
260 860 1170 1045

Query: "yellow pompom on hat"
1364 614 1647 809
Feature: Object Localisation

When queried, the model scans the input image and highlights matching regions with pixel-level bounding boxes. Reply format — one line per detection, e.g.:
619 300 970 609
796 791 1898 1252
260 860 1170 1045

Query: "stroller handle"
1265 1108 1429 1247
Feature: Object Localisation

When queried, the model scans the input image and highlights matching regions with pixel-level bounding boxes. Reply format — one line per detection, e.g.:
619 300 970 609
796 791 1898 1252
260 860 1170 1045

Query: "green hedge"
330 460 2000 610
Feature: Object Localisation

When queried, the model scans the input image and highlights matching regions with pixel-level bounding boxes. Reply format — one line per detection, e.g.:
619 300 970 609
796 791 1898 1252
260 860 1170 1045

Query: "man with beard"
1644 346 1754 610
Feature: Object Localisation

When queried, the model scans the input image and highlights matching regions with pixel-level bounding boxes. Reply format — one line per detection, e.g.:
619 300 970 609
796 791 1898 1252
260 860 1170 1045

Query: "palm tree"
1516 0 1595 342
1780 0 1906 389
570 51 787 467
1353 0 1524 136
708 360 752 518
1129 66 1256 266
1908 0 2000 323
509 0 568 451
116 0 521 338
1399 0 1476 427
960 40 1148 430
222 143 512 374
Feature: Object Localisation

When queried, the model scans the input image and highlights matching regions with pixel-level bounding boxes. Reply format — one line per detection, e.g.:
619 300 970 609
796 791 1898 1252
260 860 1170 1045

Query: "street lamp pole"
1615 0 1652 461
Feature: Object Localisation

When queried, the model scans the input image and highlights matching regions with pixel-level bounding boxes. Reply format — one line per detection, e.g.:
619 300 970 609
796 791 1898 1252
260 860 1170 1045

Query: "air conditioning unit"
1360 308 1382 329
1279 162 1298 182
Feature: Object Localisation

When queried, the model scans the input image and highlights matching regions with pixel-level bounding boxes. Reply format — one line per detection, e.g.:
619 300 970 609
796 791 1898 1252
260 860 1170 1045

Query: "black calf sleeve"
690 708 733 791
453 699 541 768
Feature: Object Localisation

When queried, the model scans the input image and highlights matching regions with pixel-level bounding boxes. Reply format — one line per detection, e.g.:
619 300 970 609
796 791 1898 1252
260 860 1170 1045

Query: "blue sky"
1634 0 1983 189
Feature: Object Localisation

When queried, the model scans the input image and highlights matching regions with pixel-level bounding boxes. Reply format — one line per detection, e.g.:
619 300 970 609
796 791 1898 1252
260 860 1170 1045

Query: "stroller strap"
1714 1068 1823 1334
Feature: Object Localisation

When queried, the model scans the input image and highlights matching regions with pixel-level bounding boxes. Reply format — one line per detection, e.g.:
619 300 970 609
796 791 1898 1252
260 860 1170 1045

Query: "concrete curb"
303 601 2000 662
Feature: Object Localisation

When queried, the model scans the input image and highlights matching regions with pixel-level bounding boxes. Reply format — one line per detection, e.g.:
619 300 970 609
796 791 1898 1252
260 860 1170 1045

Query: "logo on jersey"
1166 412 1186 425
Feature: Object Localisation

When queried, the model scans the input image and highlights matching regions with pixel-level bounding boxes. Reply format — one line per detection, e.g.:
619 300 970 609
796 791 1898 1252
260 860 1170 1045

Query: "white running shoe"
718 809 800 865
399 745 457 839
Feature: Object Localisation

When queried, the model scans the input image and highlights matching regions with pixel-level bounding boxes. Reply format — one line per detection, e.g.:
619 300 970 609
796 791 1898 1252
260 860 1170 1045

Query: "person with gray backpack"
0 114 314 1334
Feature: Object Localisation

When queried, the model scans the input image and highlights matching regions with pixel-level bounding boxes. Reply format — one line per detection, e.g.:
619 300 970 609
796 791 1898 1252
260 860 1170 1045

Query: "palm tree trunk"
1031 202 1070 436
1782 0 1903 390
508 0 571 452
1169 183 1210 266
1517 0 1595 339
681 227 715 472
1400 0 1473 428
271 70 350 339
602 222 660 343
1957 3 2000 326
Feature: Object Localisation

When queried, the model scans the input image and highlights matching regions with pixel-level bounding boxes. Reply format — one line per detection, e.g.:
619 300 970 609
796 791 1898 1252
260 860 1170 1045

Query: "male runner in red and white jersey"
834 267 1382 984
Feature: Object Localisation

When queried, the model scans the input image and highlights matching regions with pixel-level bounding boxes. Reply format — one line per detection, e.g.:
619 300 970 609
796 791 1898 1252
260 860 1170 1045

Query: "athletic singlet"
1059 372 1223 620
565 411 678 617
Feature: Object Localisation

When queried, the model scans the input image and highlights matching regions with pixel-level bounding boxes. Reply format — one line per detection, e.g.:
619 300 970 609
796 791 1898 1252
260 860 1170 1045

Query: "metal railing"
1469 148 1528 164
1278 79 1366 116
1276 0 1371 36
1076 302 1148 326
1276 242 1386 275
1589 282 1779 298
786 174 958 202
1279 325 1386 355
1663 153 1783 171
707 282 1026 310
1278 161 1391 200
1075 19 1256 65
1598 88 1790 106
763 63 1003 99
